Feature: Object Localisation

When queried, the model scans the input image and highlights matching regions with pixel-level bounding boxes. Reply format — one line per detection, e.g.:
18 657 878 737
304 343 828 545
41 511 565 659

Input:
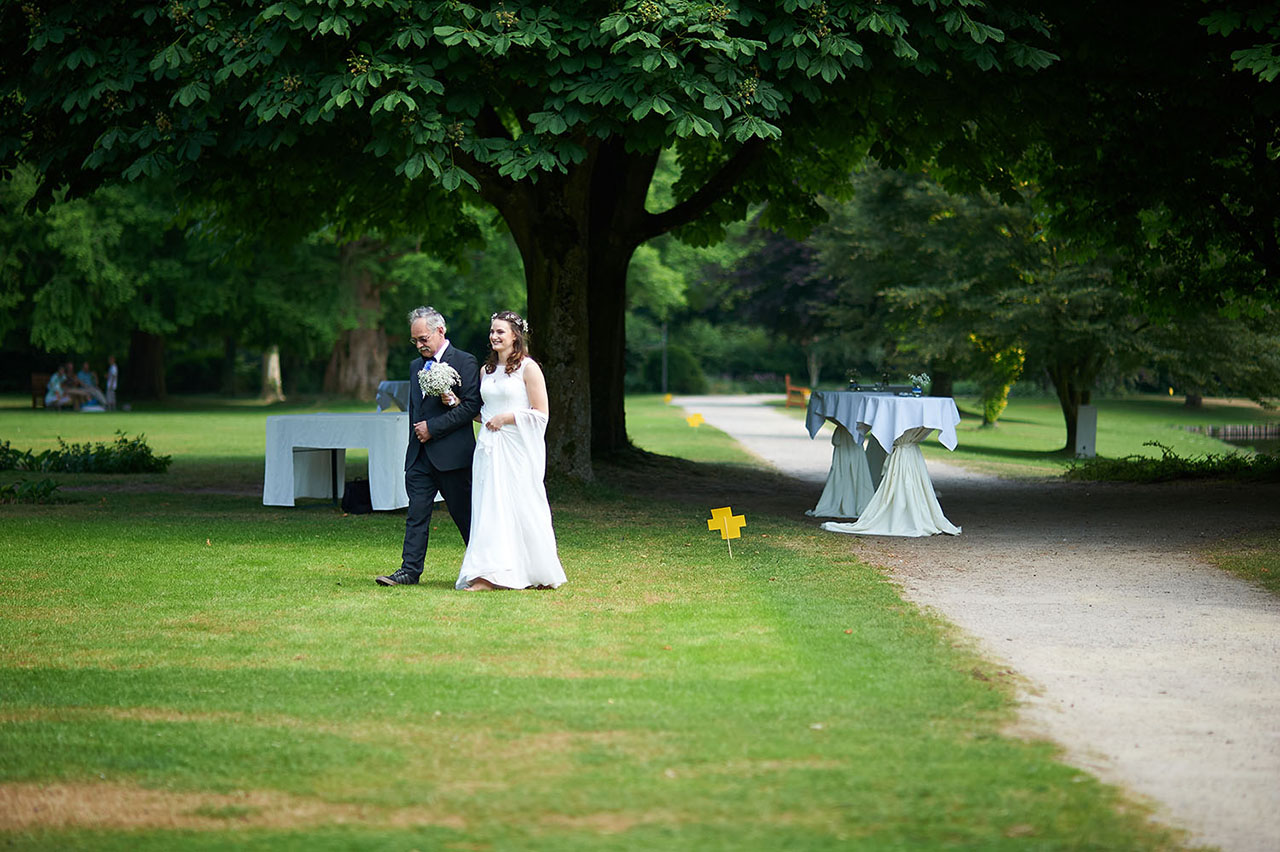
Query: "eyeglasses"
409 335 435 346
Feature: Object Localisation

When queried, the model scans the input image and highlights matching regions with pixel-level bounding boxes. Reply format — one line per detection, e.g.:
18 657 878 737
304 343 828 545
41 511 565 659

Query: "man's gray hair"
407 305 445 333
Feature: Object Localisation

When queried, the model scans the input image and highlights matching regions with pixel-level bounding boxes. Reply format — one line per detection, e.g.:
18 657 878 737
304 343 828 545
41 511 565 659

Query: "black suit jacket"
404 344 482 472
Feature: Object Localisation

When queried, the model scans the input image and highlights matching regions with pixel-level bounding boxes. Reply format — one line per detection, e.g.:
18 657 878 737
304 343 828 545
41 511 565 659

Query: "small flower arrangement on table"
418 361 462 406
908 372 930 395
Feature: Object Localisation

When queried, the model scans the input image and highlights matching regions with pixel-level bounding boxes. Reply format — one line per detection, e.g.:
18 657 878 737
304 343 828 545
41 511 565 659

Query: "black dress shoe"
375 569 419 586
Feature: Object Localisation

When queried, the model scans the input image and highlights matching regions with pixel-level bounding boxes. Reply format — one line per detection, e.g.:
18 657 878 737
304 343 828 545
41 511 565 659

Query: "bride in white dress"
456 311 567 591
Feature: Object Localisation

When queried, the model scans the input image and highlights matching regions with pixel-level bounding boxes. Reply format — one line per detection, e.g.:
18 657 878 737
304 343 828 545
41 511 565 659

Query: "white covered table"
264 413 410 510
804 391 962 537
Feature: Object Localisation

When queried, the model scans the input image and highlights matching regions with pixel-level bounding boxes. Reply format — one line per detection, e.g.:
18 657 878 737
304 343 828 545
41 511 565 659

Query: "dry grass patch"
534 810 679 835
692 757 846 778
0 781 467 831
1 706 668 762
373 650 645 680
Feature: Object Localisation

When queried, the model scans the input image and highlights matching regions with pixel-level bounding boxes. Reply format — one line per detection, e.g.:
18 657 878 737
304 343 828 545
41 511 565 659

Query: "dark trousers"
399 454 473 580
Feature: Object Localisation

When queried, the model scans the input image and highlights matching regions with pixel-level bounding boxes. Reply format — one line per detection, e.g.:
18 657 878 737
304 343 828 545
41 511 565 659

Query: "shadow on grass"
946 444 1072 463
564 447 821 517
125 395 376 414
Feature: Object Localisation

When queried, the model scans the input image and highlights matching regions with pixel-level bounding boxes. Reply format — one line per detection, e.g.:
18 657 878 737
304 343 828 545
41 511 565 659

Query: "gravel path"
675 394 1280 852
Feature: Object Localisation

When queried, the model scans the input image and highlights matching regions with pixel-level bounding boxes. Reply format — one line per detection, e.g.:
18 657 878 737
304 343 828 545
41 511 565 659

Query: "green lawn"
1207 532 1280 597
625 395 762 466
0 395 1191 849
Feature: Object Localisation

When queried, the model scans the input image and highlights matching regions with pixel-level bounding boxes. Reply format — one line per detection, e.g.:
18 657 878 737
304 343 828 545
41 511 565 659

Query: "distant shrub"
0 431 171 474
1063 441 1280 483
0 478 62 504
644 346 709 394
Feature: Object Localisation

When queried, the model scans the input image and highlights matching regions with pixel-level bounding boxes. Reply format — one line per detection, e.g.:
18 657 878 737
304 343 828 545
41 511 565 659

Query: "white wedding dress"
455 359 566 590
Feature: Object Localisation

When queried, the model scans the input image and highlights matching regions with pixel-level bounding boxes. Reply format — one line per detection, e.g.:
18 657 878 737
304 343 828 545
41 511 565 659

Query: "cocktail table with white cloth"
264 413 410 510
804 391 962 536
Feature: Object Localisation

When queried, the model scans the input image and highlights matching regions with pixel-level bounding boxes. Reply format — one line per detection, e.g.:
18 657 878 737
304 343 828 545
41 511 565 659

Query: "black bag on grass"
341 478 372 514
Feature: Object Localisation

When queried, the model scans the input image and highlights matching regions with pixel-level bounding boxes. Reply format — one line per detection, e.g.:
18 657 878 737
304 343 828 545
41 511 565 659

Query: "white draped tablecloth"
264 413 410 510
804 391 962 536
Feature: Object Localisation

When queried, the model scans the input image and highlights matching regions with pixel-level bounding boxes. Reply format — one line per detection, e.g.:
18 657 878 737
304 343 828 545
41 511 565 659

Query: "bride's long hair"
484 310 530 375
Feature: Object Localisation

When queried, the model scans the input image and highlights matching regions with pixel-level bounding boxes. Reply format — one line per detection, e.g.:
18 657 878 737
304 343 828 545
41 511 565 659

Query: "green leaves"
940 9 1005 44
727 115 781 142
630 94 674 120
1203 6 1280 82
1230 45 1280 81
399 151 436 181
529 111 569 135
673 113 716 138
317 14 352 37
63 47 98 71
371 91 417 114
6 0 1063 246
395 26 429 49
149 43 192 76
173 81 211 108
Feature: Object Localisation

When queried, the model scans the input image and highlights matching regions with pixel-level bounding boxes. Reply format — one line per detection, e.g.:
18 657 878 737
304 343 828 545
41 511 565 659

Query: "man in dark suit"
376 306 482 586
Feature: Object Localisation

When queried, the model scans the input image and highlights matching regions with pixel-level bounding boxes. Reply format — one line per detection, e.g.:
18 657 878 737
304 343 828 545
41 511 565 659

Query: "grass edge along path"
765 391 1276 480
0 397 1189 850
1205 531 1280 597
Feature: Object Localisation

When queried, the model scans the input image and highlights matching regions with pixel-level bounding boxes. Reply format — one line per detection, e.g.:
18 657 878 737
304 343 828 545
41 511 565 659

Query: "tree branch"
639 136 768 242
451 104 517 205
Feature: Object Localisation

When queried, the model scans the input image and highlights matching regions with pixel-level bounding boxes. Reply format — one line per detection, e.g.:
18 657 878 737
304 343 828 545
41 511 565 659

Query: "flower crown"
492 312 530 335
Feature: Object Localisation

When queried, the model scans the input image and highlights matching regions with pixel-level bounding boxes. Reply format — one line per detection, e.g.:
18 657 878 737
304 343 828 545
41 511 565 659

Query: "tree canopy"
2 0 1057 479
1008 1 1280 311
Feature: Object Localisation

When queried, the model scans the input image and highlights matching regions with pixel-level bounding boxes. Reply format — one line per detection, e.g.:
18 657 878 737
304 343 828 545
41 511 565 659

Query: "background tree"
704 223 838 387
812 166 1143 448
814 168 1029 413
1 0 1055 478
1010 0 1280 310
1141 307 1280 407
0 168 229 397
384 210 527 362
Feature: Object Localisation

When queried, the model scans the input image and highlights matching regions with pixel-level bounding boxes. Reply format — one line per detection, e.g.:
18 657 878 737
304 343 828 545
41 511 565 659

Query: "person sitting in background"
44 365 77 410
58 362 93 408
75 360 108 407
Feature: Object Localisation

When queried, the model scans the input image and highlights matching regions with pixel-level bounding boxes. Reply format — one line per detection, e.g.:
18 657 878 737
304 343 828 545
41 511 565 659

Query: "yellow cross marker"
663 393 673 404
707 506 747 558
686 413 705 428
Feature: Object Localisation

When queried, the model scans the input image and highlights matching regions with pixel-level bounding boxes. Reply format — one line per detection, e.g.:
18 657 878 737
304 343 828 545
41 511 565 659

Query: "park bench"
784 373 810 408
30 373 50 409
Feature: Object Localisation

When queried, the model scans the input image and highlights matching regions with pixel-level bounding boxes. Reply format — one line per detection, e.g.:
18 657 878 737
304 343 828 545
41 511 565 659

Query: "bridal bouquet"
418 362 461 403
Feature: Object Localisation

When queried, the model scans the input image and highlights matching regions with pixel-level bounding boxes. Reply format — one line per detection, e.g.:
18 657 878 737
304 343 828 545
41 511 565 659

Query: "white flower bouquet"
908 372 930 387
418 362 461 403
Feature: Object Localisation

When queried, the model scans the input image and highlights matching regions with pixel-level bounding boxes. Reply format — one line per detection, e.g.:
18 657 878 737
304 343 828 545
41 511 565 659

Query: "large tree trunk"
323 239 390 400
587 140 660 459
586 249 634 457
126 330 166 400
1045 364 1092 453
465 128 762 480
485 170 596 481
805 347 822 388
261 345 285 402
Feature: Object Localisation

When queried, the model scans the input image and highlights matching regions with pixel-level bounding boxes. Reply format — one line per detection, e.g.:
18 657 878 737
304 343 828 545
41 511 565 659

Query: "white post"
1075 405 1097 458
